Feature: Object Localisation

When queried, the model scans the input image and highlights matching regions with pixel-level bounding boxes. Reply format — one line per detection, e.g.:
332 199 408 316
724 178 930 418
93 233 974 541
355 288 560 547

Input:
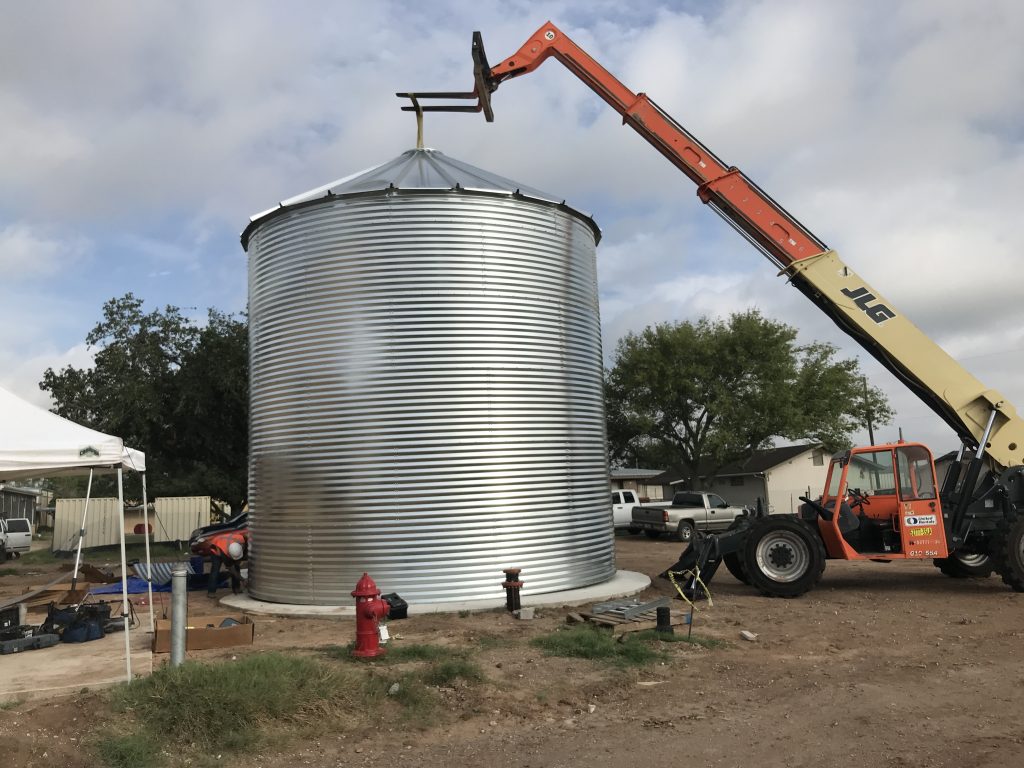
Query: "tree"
605 310 893 483
40 294 249 509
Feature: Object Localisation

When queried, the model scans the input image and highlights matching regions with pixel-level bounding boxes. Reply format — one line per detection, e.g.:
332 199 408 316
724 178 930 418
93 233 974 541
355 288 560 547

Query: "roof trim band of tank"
241 185 601 252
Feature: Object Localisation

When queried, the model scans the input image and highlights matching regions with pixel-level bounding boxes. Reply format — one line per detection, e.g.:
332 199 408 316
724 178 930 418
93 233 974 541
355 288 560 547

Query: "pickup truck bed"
632 492 748 542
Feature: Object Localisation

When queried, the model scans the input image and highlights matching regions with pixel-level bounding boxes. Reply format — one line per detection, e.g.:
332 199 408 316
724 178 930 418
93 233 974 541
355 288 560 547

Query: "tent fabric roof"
0 386 145 481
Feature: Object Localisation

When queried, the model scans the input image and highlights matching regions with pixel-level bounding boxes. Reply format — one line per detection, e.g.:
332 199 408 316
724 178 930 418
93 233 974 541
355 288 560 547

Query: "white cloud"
0 343 94 411
0 0 1020 456
0 224 91 276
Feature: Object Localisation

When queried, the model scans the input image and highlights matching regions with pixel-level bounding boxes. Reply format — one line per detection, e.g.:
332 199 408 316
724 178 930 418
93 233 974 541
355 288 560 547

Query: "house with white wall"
648 444 831 514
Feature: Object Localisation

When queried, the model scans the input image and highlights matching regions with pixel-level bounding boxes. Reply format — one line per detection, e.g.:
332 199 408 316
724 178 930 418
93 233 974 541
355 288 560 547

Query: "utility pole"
862 376 875 446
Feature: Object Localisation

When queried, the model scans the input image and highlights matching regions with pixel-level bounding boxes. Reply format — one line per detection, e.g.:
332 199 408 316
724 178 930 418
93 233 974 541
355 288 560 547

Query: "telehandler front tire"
743 516 825 598
990 507 1024 592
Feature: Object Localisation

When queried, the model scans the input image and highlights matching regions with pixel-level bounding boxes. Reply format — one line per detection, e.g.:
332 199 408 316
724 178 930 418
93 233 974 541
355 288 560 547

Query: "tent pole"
141 472 154 634
117 467 132 682
70 469 94 592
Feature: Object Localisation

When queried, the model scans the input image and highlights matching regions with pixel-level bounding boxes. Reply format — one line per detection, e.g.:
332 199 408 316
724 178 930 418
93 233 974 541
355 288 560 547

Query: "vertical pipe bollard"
170 565 187 667
655 605 674 635
501 568 523 612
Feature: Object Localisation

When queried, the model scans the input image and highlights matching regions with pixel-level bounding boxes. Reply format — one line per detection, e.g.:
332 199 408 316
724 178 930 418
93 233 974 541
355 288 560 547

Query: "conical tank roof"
241 148 598 250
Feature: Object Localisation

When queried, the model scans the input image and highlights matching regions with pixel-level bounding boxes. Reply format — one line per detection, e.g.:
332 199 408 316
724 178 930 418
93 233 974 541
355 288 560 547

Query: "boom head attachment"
397 32 497 122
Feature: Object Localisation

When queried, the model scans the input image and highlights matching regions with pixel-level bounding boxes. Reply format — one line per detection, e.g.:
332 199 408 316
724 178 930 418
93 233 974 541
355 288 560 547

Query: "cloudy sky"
2 0 1021 455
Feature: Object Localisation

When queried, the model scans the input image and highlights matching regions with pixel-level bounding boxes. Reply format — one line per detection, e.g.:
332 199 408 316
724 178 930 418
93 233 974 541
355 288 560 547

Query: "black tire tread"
989 505 1024 592
723 552 750 584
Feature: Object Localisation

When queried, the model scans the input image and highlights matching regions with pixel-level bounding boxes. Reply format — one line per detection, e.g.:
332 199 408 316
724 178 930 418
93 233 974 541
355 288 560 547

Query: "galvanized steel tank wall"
245 187 613 604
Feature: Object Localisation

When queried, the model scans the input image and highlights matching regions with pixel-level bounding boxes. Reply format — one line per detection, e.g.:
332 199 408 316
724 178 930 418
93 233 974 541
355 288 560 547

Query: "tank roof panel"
242 148 597 250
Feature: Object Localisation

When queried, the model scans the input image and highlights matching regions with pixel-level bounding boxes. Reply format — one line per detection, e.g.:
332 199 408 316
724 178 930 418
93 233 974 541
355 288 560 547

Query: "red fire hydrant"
351 572 390 658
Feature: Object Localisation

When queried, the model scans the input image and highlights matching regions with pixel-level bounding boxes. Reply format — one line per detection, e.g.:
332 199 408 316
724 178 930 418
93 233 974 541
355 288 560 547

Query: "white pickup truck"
611 490 645 532
0 517 33 560
631 491 749 542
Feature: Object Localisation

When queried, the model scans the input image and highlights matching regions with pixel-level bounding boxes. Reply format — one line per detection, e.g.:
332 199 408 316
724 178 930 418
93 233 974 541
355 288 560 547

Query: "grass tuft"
321 642 454 664
627 629 726 649
531 625 665 666
319 642 485 725
111 652 350 750
365 671 439 726
421 658 484 686
94 732 163 768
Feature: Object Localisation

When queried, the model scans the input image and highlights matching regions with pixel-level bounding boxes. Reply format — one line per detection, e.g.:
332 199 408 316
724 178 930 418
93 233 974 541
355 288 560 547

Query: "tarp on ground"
91 574 225 595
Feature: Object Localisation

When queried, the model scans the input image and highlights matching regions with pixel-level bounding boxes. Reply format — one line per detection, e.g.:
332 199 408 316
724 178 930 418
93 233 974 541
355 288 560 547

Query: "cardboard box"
152 614 255 653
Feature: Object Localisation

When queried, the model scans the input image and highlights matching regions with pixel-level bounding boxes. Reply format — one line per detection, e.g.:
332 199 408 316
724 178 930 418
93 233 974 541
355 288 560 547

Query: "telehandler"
401 21 1024 597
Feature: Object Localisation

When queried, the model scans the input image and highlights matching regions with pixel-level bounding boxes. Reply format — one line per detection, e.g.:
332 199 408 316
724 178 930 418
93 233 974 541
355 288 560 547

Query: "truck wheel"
723 552 750 584
675 521 695 543
933 552 993 578
644 530 661 539
627 526 641 535
743 516 826 598
989 506 1024 592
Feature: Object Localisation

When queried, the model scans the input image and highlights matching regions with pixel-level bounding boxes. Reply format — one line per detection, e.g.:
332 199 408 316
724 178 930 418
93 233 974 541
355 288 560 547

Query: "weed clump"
322 642 455 664
530 624 666 666
94 732 162 768
107 652 351 759
421 658 484 686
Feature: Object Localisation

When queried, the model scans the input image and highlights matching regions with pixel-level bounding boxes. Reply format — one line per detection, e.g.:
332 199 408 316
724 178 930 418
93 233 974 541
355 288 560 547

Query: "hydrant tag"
378 624 390 643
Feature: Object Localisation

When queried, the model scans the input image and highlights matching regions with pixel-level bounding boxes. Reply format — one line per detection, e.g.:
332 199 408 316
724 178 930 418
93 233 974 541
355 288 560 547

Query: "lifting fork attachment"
396 32 497 122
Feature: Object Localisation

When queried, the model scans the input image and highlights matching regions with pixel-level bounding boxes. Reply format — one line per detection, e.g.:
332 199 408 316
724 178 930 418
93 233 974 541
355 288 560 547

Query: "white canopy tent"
0 385 150 682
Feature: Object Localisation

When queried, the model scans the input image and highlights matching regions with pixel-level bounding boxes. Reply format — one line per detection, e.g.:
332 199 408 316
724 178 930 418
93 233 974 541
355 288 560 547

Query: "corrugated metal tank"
241 148 614 604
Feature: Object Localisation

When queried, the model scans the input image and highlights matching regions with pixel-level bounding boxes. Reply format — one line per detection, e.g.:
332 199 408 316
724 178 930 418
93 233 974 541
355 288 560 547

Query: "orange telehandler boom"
402 21 1024 597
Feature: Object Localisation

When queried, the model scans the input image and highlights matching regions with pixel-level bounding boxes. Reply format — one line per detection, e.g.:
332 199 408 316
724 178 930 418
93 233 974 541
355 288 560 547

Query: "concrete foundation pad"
221 569 651 618
0 628 152 703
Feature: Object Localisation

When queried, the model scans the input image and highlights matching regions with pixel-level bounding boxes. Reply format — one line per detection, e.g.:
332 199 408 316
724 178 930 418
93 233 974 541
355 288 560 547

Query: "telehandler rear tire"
933 552 993 579
722 519 751 584
743 516 826 598
990 506 1024 592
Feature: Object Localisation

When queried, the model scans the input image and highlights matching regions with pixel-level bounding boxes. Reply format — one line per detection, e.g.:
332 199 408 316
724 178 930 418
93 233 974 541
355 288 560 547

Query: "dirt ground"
3 534 1024 768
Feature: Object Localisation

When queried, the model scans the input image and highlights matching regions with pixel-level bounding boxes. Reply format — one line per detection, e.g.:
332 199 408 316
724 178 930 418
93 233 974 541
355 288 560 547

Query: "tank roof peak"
241 147 598 251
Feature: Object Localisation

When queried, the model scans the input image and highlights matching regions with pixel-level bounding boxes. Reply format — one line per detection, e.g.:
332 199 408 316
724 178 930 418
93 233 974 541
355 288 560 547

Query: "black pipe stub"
501 568 523 612
655 605 674 634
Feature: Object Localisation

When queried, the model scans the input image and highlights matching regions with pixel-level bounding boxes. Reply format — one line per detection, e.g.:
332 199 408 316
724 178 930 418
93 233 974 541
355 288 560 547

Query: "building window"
813 451 824 466
730 477 744 486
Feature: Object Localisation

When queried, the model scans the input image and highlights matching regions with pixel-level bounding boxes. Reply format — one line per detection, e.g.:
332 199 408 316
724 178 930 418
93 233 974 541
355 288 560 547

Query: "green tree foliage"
605 311 893 481
40 294 248 508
